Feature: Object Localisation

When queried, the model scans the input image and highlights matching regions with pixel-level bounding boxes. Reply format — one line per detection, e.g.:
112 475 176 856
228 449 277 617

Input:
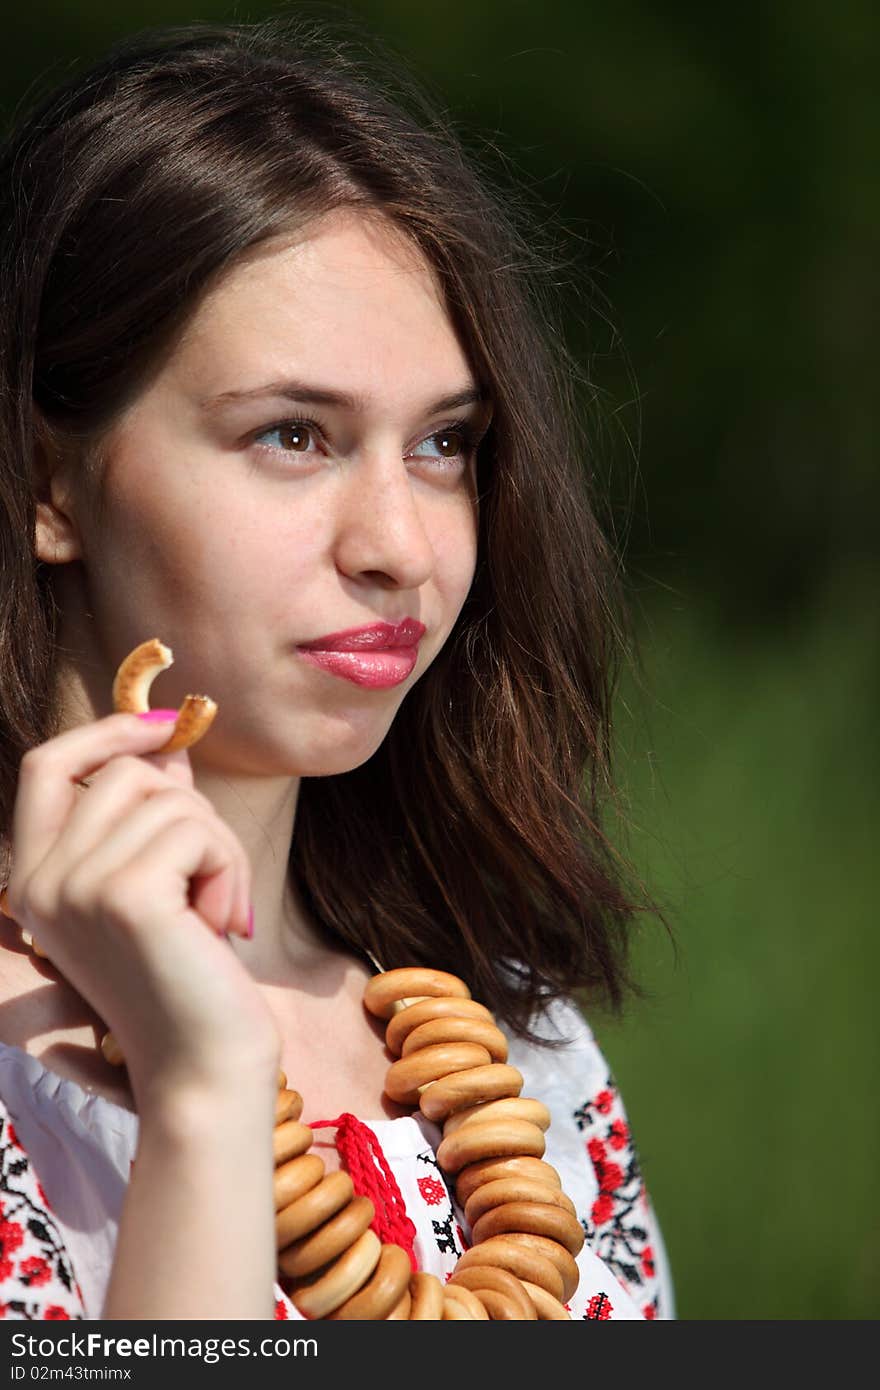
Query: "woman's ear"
32 416 84 565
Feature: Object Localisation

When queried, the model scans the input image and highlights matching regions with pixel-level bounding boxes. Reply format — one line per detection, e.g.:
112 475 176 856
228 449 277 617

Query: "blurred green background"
5 0 877 1319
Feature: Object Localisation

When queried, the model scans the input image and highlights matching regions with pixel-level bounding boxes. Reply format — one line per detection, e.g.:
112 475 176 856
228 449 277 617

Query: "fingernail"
247 905 254 939
137 709 179 722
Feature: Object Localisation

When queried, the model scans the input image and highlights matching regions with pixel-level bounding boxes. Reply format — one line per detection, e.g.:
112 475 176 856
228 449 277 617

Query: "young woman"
0 17 673 1320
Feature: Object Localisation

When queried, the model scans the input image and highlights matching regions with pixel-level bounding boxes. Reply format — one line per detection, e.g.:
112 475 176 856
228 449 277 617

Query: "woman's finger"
140 747 196 787
8 713 188 910
60 759 214 859
30 820 258 1061
33 812 242 981
49 787 249 940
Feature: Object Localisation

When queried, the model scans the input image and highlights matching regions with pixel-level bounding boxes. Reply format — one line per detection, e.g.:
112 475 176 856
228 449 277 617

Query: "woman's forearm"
101 1071 279 1320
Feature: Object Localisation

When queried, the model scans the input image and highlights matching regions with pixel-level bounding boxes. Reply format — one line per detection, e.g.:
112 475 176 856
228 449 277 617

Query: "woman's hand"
5 712 280 1114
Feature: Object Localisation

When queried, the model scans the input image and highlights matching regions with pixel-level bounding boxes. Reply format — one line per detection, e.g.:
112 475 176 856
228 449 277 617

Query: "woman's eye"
253 420 319 454
413 426 478 465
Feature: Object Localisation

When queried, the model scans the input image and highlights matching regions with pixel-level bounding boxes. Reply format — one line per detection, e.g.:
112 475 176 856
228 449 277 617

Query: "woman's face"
62 209 490 776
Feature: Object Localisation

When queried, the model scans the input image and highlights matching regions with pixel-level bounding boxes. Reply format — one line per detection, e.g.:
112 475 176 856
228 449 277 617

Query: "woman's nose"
333 452 436 591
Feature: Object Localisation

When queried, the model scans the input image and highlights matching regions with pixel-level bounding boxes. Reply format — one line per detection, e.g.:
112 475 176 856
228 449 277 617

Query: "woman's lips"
295 617 424 687
297 618 425 651
296 647 418 688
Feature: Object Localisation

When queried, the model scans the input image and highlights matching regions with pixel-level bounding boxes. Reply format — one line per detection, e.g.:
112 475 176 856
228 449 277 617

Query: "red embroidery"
609 1120 629 1151
585 1292 613 1320
591 1194 614 1226
0 1102 84 1319
19 1257 52 1288
574 1073 662 1317
417 1176 446 1206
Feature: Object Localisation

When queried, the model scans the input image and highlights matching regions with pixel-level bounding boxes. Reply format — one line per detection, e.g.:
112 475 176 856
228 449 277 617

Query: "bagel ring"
289 1228 381 1320
273 1120 316 1165
278 1194 375 1279
464 1177 578 1228
470 1199 586 1257
386 1289 412 1320
521 1280 572 1320
401 1016 509 1062
363 968 471 1020
275 1170 353 1243
448 1264 537 1320
418 1063 524 1123
442 1096 552 1138
112 637 217 752
436 1117 546 1174
275 1088 303 1124
467 1288 525 1320
454 1155 563 1206
384 997 495 1057
442 1286 490 1319
384 1042 492 1105
501 1232 581 1303
273 1153 325 1213
407 1272 445 1320
329 1242 411 1320
454 1238 565 1302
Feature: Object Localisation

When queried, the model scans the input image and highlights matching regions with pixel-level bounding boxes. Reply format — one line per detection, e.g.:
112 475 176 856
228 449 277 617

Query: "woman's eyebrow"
199 380 488 415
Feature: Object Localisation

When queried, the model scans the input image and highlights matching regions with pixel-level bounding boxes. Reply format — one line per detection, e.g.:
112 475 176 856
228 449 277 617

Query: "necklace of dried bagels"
2 639 583 1319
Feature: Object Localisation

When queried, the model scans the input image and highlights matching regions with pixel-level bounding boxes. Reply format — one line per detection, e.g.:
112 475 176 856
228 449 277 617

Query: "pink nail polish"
137 709 179 722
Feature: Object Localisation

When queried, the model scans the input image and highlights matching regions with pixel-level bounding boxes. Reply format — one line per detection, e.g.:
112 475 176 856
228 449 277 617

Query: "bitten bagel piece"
112 637 217 752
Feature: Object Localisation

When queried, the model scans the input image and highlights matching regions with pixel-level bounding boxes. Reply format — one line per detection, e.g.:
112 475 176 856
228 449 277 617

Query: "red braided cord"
309 1114 418 1272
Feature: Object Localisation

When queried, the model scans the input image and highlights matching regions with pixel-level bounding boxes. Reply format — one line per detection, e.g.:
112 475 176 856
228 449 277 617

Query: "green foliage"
601 570 880 1317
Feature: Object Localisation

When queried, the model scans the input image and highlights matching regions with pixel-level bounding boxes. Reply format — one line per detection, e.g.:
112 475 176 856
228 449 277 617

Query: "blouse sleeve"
0 1093 85 1320
505 994 676 1320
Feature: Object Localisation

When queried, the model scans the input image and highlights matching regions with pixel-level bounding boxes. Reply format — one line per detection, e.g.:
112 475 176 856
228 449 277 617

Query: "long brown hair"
0 13 650 1040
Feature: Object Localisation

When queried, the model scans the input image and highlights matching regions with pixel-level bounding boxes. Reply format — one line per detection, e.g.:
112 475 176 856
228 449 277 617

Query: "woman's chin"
297 739 390 778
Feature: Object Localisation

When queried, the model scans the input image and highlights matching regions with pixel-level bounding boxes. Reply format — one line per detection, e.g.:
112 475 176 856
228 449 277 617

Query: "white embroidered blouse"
0 996 674 1321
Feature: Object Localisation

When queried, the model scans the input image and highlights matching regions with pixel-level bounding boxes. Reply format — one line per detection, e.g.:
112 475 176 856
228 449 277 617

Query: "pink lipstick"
296 618 425 689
